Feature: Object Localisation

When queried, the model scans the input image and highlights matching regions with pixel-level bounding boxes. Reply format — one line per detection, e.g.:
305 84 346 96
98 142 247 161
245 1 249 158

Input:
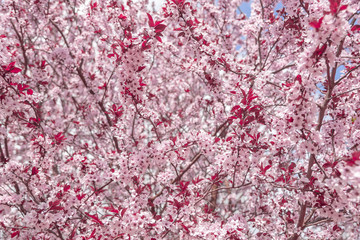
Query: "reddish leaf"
231 105 240 112
104 204 119 214
328 0 341 14
275 175 284 183
121 208 127 217
88 229 96 238
352 151 360 161
312 43 327 61
141 40 151 51
170 136 177 144
6 62 15 71
309 17 324 30
181 223 190 233
178 32 185 38
351 25 360 31
346 151 360 166
333 224 342 231
31 167 38 175
90 1 97 10
155 20 165 26
3 62 22 74
53 132 67 145
85 212 104 225
76 194 86 200
118 14 127 20
154 24 166 33
155 35 162 43
137 66 146 72
264 165 271 172
288 162 296 173
11 231 20 238
339 4 347 11
146 13 155 27
192 177 203 185
63 185 71 192
139 78 147 87
214 137 220 143
10 67 22 73
49 200 63 211
27 89 33 95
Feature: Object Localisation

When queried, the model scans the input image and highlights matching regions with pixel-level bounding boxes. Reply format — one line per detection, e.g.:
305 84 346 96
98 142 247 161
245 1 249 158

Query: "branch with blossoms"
1 0 360 239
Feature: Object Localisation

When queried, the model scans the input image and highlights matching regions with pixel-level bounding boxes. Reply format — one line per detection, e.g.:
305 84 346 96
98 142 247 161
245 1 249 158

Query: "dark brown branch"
10 20 29 75
55 224 65 240
172 152 202 184
84 180 113 203
150 152 202 202
134 103 161 143
293 30 347 239
50 19 71 51
131 113 137 144
256 28 263 70
332 86 360 99
299 0 310 15
261 37 280 70
21 178 39 204
272 64 295 74
335 64 360 85
76 59 120 152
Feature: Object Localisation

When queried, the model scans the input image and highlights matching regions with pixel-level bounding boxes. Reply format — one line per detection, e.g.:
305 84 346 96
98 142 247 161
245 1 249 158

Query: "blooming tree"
1 0 360 239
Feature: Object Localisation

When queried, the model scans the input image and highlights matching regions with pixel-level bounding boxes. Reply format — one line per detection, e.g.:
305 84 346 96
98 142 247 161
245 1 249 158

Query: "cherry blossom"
0 0 360 239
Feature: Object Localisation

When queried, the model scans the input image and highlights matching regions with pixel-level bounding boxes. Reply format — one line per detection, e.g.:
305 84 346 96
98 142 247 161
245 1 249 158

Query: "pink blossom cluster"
0 0 360 239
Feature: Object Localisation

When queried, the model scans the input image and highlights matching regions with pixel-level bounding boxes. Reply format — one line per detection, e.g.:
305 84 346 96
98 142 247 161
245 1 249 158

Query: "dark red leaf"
118 14 127 20
309 17 324 30
288 162 296 173
121 208 127 217
351 25 360 31
312 43 327 60
6 62 15 71
49 200 63 211
64 185 71 192
339 4 347 11
147 13 155 27
155 35 162 43
11 231 20 238
77 194 86 200
328 0 341 14
155 20 165 26
31 167 38 175
104 204 119 214
85 212 104 225
264 165 271 172
181 223 190 233
10 67 22 73
231 105 240 112
141 40 151 51
154 24 166 33
137 66 146 72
